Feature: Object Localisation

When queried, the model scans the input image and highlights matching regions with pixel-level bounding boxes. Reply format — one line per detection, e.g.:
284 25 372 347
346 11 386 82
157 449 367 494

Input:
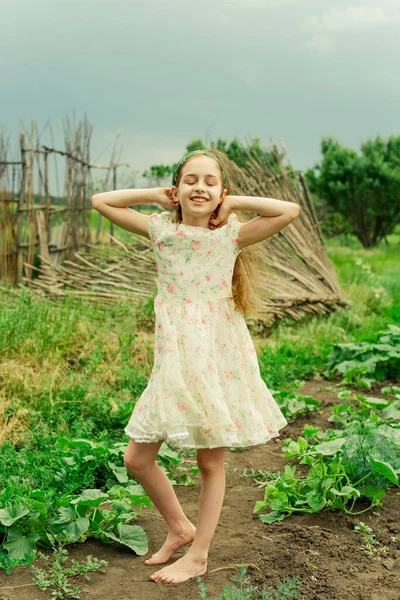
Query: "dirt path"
2 380 399 600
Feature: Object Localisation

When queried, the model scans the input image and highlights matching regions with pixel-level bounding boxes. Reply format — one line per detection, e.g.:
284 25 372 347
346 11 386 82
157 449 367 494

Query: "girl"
91 149 300 585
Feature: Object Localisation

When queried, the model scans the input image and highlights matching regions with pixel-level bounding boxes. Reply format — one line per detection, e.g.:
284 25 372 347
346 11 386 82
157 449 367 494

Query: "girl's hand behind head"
157 187 179 211
209 197 232 229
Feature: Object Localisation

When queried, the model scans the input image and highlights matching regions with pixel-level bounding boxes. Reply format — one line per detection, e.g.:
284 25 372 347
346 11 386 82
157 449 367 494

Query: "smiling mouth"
191 197 209 203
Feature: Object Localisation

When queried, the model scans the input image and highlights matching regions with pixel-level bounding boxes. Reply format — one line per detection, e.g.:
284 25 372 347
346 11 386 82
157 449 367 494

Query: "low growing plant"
353 521 381 556
253 394 400 524
270 385 322 421
197 565 302 600
30 546 108 599
0 438 198 571
323 324 400 390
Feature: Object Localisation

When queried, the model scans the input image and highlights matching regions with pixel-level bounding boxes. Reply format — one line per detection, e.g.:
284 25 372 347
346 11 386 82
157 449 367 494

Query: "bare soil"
1 380 399 600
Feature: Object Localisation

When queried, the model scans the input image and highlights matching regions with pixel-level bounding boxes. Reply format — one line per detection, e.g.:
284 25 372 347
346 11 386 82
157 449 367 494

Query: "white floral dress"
124 211 288 449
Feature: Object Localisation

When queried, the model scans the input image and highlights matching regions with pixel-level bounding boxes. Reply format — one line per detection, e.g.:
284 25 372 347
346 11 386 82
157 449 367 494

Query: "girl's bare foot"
149 552 207 584
144 522 196 565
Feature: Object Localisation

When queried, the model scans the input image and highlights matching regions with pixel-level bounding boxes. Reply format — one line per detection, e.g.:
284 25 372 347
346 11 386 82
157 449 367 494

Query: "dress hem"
124 428 285 449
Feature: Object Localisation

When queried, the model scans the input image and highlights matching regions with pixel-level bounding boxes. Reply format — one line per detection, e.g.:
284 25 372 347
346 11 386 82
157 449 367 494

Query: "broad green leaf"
330 486 360 497
108 462 129 483
259 511 288 524
2 526 40 560
104 524 148 555
125 484 146 496
270 492 288 511
382 401 400 421
70 489 108 507
315 438 345 455
57 518 90 543
359 396 390 408
294 498 309 506
378 424 400 445
253 500 267 514
157 443 182 464
308 496 326 511
48 516 90 541
57 505 76 522
0 505 30 527
321 477 336 488
369 458 399 485
359 485 387 500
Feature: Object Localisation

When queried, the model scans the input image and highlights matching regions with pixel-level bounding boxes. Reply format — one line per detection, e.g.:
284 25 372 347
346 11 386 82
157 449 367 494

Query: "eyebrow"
183 173 219 178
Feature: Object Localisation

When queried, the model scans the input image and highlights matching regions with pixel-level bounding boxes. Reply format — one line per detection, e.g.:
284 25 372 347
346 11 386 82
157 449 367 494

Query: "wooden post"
44 151 51 235
25 124 36 280
110 166 116 241
16 133 27 284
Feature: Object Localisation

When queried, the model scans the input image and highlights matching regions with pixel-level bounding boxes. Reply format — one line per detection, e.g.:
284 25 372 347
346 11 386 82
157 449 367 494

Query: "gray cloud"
1 0 399 179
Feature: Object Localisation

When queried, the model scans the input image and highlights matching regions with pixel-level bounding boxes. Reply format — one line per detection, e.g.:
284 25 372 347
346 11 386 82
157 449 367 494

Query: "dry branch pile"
220 143 349 325
20 142 349 328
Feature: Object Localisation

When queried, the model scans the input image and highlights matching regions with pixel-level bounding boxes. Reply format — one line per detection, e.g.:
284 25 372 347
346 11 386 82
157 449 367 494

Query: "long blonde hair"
172 148 265 320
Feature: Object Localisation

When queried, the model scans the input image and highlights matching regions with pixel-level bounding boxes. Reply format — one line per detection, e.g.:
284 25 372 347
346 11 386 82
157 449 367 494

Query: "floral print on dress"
124 211 288 448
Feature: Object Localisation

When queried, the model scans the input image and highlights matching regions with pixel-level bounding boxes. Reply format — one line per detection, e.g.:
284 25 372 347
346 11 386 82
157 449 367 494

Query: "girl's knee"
123 439 161 475
197 447 225 473
123 453 151 476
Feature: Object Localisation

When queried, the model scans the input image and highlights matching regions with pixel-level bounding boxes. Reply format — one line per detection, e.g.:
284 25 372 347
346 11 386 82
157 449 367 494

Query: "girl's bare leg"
150 446 226 584
123 439 196 565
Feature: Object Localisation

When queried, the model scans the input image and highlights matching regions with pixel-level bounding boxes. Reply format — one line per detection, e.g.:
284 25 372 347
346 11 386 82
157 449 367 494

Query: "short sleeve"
226 213 243 256
147 211 173 244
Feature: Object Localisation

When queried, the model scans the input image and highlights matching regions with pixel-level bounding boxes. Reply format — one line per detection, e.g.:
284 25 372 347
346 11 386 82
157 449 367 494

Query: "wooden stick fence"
0 117 129 285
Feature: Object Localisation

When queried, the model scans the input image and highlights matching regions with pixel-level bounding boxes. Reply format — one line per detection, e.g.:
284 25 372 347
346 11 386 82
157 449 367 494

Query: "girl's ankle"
186 547 208 562
169 520 195 536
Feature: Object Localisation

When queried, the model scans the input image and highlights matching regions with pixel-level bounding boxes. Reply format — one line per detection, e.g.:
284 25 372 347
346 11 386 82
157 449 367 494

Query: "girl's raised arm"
91 188 168 238
224 195 300 250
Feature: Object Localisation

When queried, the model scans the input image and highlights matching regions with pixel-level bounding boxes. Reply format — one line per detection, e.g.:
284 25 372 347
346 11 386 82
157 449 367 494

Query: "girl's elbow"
290 204 301 219
91 194 101 208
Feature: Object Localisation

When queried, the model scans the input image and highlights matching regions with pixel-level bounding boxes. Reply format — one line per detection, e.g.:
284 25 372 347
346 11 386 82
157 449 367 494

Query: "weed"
239 469 280 489
196 565 302 600
30 546 108 599
353 521 381 556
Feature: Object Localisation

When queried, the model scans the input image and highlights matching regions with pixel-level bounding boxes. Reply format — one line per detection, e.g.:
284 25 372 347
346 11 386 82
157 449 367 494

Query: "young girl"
91 149 300 585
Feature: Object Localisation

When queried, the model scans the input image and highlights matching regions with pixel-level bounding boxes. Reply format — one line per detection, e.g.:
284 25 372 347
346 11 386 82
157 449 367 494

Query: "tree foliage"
142 164 174 187
188 136 283 173
305 136 400 248
142 136 285 187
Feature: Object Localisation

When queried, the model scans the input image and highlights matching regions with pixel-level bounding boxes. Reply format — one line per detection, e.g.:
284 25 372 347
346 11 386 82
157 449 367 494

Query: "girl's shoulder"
148 210 173 226
147 211 174 238
225 213 243 256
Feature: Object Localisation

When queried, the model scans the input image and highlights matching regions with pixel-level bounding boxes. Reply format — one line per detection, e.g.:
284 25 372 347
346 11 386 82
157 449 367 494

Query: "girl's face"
171 155 227 220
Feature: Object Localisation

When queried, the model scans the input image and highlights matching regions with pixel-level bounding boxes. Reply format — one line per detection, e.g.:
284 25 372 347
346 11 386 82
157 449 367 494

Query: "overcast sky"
2 0 400 188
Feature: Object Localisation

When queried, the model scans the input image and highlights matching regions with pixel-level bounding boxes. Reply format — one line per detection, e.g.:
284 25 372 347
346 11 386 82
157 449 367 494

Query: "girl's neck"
179 220 210 229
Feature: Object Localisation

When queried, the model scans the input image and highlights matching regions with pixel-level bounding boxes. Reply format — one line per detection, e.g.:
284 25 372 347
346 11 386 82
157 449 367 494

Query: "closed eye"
185 180 216 186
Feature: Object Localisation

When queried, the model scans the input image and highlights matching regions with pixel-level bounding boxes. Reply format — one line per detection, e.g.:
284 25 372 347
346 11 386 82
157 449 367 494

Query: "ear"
220 188 228 202
171 185 178 201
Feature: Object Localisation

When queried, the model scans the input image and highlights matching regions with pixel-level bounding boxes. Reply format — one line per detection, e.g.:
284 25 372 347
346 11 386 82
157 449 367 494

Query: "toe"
151 568 164 581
